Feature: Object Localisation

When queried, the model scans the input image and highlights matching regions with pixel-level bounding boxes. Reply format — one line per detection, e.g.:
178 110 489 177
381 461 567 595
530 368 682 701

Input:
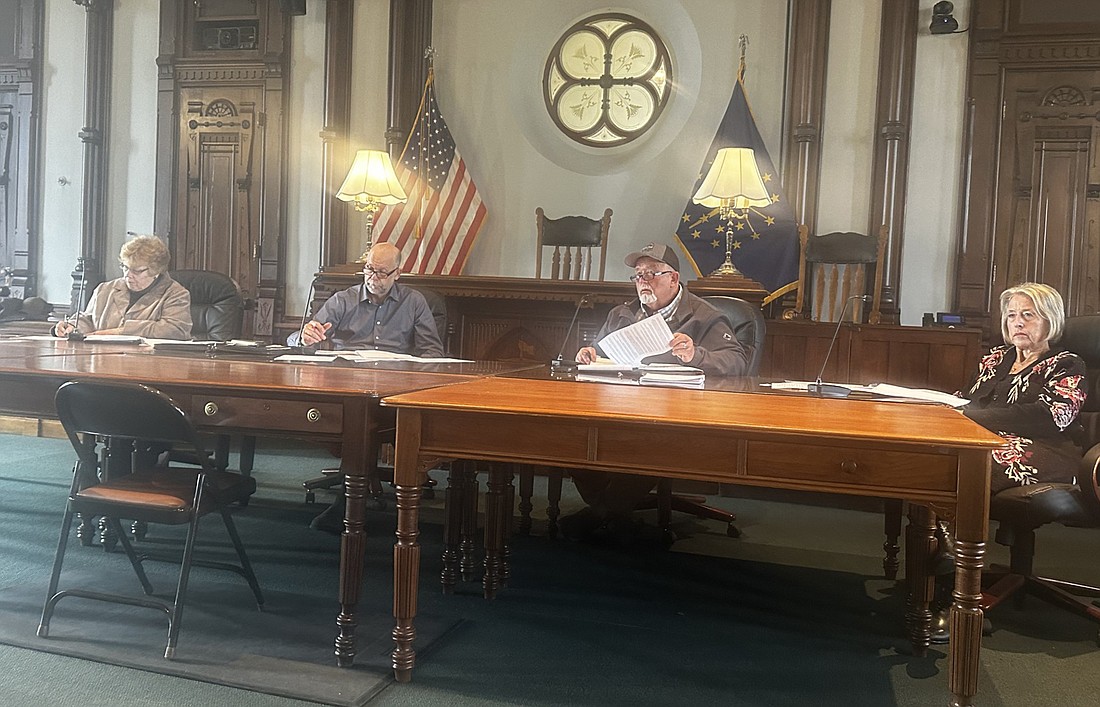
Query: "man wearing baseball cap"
575 242 748 374
566 242 749 544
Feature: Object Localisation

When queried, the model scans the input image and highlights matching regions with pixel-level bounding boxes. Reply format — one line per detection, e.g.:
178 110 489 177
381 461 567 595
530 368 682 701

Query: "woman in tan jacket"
53 235 192 340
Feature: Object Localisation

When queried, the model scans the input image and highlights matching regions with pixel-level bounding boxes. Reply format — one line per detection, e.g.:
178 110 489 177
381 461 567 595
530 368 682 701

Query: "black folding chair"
39 380 263 659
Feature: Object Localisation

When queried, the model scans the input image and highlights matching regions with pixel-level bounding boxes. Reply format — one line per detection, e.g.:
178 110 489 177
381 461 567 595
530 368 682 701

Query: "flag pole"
414 47 435 272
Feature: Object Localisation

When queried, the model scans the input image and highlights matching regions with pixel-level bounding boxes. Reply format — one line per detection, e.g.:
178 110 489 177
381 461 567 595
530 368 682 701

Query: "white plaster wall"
38 0 86 299
899 0 971 325
431 0 789 280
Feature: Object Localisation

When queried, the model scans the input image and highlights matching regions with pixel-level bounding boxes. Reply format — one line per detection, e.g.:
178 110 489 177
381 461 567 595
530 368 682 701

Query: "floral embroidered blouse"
963 345 1088 493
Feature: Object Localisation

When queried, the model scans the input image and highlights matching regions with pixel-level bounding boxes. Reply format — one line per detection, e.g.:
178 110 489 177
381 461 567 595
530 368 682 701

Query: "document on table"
82 334 145 344
765 381 969 407
341 350 473 364
595 314 673 366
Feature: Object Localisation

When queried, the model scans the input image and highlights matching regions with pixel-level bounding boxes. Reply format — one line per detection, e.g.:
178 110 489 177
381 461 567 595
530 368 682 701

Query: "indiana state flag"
674 76 799 296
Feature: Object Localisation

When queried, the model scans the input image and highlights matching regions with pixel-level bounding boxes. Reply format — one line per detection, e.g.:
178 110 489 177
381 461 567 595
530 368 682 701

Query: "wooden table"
0 337 524 666
383 376 1005 706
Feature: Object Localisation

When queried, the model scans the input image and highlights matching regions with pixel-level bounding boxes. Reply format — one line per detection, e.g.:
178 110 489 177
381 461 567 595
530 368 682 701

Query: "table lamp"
691 147 771 277
336 149 407 262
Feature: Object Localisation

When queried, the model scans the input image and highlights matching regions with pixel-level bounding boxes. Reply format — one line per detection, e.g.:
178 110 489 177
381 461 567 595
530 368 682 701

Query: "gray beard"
639 292 657 307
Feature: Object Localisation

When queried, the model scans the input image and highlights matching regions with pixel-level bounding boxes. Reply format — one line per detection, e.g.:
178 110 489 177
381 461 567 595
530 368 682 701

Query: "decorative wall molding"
1000 40 1100 64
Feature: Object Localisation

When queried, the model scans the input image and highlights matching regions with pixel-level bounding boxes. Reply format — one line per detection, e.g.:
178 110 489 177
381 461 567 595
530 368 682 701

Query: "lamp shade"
336 150 407 206
692 147 771 209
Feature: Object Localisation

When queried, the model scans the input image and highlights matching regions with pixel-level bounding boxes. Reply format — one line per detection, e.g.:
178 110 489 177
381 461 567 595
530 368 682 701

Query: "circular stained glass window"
543 13 673 148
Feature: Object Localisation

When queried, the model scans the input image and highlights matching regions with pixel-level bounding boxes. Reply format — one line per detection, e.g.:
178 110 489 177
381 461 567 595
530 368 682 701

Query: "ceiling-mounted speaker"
280 0 307 16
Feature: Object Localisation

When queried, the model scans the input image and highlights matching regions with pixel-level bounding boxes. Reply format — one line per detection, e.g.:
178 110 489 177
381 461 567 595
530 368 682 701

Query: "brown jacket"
75 275 193 339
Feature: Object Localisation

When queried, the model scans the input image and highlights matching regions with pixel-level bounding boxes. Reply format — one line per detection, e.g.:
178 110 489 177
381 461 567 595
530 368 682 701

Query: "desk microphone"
550 293 593 376
807 294 872 398
66 257 88 341
293 274 321 351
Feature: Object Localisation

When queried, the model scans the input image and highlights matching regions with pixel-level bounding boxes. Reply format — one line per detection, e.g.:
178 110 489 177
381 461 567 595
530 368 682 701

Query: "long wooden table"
0 337 522 666
383 376 1005 706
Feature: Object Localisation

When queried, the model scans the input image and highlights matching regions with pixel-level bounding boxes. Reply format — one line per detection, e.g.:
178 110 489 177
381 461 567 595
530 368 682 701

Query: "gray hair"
999 282 1065 344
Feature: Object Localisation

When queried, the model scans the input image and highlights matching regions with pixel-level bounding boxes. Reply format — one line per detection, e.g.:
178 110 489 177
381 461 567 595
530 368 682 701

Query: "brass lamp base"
708 255 744 278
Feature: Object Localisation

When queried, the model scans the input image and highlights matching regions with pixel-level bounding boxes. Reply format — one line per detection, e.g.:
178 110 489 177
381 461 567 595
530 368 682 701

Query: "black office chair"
637 296 766 538
301 286 449 504
40 381 263 659
170 270 253 475
980 313 1100 641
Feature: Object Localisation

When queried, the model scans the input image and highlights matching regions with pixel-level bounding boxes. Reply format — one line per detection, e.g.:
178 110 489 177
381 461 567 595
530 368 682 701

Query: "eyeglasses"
119 264 151 276
361 265 398 279
629 270 674 283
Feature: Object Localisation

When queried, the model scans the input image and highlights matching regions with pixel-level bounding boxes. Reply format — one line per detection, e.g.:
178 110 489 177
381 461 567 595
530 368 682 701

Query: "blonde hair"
999 282 1065 344
119 235 171 276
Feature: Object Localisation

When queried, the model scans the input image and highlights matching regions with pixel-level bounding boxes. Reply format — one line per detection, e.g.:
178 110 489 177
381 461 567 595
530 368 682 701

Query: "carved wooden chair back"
535 207 612 281
793 225 886 324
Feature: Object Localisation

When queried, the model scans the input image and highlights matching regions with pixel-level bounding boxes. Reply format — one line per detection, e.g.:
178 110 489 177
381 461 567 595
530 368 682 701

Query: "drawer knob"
840 460 859 474
203 402 219 416
306 408 321 422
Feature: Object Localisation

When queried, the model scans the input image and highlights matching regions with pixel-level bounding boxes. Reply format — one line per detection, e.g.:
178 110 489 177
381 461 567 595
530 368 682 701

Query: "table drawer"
744 440 957 492
191 395 342 434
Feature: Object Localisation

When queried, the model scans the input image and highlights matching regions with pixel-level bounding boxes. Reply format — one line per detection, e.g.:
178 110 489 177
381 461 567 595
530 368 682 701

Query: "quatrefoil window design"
543 13 672 148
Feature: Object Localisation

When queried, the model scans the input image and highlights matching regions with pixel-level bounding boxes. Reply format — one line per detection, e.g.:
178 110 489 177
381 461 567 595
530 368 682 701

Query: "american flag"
373 72 487 275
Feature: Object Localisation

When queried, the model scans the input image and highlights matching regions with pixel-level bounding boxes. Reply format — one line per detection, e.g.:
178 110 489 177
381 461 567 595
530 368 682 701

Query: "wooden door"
175 90 260 304
994 72 1100 316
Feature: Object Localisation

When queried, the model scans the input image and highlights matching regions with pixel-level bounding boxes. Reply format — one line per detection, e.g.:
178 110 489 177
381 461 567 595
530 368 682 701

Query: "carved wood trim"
319 0 353 268
782 0 831 228
868 0 917 322
386 0 433 157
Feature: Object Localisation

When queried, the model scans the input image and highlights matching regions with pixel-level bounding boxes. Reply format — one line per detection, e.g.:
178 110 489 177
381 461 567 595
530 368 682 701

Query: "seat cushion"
990 483 1094 529
73 469 256 518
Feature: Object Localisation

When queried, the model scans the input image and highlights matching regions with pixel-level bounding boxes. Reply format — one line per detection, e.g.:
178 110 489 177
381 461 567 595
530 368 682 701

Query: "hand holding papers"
596 315 674 366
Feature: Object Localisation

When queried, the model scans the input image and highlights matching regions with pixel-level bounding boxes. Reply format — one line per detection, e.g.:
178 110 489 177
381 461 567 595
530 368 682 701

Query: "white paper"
345 350 473 364
764 381 969 407
82 334 145 344
145 338 218 347
275 354 338 363
596 315 674 366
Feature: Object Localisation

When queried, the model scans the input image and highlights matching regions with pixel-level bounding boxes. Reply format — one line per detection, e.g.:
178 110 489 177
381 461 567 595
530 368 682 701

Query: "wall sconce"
336 150 407 262
930 1 962 35
691 147 772 277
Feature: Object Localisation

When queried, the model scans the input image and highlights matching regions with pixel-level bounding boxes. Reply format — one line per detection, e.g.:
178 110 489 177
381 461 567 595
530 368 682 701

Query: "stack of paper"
638 363 705 389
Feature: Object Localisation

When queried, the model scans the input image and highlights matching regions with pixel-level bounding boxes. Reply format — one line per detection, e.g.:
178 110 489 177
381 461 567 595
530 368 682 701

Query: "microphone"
807 294 872 398
66 257 88 341
293 274 321 351
550 293 593 376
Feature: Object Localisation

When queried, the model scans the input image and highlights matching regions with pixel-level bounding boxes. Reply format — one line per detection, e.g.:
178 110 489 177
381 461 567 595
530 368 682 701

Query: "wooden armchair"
791 225 886 324
535 207 612 280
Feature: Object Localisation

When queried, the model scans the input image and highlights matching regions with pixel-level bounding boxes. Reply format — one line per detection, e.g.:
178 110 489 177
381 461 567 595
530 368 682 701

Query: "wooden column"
72 0 113 308
385 0 432 156
868 0 918 322
782 0 831 229
319 0 353 268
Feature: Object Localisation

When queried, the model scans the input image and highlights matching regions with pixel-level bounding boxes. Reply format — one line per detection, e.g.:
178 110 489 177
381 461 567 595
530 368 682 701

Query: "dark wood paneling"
782 0 831 227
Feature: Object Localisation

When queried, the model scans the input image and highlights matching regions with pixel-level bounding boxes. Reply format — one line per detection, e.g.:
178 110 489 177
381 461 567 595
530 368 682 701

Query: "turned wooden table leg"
905 503 937 656
546 470 563 539
516 466 534 536
441 461 469 593
392 409 424 683
483 463 509 599
460 462 480 583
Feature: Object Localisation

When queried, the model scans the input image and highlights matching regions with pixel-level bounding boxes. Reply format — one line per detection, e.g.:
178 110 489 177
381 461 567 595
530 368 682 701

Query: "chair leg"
107 517 155 595
546 470 562 539
165 512 203 659
883 499 903 580
38 508 76 638
220 509 264 609
239 435 256 476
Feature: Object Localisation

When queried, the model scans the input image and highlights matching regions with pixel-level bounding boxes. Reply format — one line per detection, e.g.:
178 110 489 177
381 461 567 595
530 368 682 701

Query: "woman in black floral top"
963 282 1088 494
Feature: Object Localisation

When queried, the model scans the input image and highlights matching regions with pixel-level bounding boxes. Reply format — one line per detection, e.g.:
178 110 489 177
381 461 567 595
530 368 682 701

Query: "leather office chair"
789 225 886 324
170 269 253 474
979 313 1100 641
301 286 449 504
636 296 766 539
41 381 263 659
535 207 612 281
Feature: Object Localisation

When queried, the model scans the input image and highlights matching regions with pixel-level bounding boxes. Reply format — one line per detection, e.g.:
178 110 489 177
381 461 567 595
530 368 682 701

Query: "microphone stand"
550 293 592 378
807 294 872 398
293 275 321 352
66 257 88 341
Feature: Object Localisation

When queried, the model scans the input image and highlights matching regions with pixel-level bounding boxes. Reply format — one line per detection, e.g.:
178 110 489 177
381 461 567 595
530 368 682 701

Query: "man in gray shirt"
298 242 444 356
298 242 444 533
